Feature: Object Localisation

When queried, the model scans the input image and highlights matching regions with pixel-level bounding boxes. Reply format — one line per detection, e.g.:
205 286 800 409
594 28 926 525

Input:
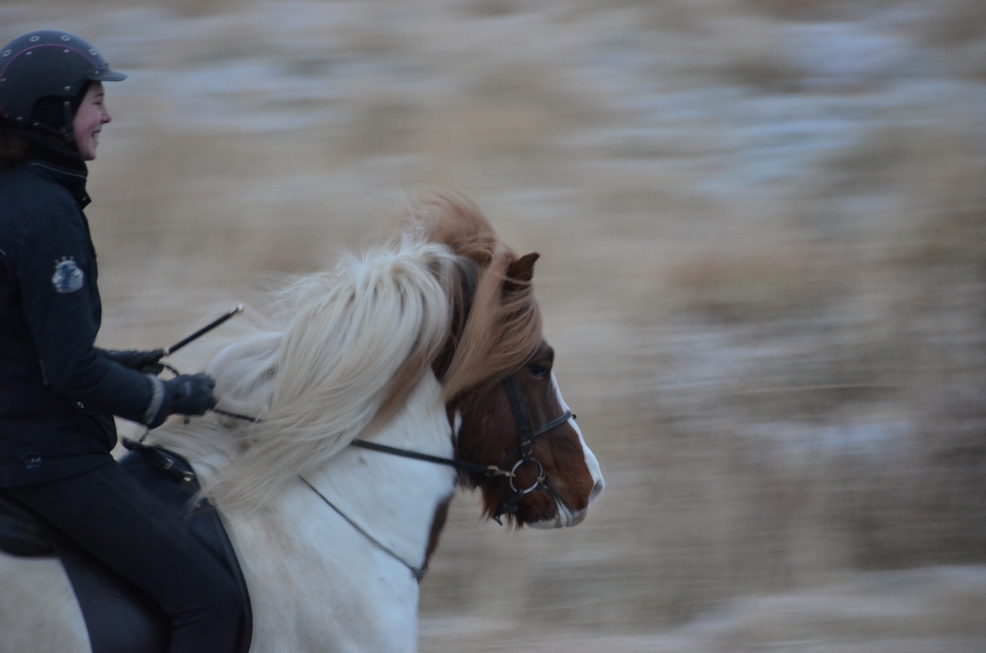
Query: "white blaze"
529 374 604 529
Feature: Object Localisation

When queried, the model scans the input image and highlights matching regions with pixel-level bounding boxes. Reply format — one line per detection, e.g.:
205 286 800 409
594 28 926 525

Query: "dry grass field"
3 0 986 650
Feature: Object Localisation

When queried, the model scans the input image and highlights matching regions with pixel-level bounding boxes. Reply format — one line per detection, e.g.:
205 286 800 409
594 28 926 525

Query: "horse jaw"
528 375 605 530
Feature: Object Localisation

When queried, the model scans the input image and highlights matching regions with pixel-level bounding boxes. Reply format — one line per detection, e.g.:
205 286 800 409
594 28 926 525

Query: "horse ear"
507 252 539 283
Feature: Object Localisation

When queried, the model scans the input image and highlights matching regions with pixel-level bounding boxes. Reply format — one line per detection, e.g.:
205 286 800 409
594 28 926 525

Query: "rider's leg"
5 460 240 653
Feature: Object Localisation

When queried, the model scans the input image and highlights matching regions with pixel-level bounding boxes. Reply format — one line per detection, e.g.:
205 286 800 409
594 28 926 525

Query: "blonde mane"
176 193 543 513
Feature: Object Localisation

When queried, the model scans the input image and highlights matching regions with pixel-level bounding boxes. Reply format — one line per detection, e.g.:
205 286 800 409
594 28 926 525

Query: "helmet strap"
29 100 76 144
61 100 76 144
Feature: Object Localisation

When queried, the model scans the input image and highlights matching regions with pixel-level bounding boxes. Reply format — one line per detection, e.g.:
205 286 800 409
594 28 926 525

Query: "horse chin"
528 497 585 530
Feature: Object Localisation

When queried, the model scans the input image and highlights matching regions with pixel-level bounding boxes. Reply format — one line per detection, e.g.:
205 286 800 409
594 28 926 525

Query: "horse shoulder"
224 472 423 652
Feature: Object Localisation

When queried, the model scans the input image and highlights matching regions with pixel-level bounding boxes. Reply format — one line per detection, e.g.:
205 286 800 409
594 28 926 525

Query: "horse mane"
201 239 460 512
177 192 542 513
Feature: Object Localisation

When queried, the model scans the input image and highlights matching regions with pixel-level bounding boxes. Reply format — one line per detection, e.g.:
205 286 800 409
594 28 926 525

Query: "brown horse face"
455 340 604 528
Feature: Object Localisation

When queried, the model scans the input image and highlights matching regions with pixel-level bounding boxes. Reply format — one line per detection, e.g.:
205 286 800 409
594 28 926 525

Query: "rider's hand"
104 348 166 375
165 373 217 416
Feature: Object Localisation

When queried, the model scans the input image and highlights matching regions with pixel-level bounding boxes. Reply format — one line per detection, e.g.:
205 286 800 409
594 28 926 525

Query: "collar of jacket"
27 159 92 209
18 130 92 209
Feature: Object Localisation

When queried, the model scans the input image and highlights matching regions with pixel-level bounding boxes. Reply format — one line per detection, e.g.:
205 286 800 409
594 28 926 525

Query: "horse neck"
295 372 457 570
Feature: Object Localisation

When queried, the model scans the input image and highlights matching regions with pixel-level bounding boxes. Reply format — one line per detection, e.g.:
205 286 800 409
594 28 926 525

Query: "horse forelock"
407 191 498 269
440 251 542 403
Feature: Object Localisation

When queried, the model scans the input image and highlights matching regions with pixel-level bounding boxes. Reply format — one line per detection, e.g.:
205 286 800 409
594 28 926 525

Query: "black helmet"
0 30 126 126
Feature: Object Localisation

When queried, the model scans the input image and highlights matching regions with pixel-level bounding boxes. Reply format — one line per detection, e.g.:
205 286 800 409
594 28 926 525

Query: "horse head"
416 193 604 529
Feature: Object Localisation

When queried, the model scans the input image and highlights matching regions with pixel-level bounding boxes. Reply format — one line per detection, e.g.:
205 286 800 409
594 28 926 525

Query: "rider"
0 30 239 653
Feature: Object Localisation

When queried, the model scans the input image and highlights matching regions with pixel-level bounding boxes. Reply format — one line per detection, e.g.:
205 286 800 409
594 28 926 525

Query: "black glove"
165 373 217 416
104 348 166 375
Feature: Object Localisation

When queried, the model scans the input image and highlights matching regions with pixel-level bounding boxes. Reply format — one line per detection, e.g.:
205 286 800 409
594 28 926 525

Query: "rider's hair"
0 121 28 172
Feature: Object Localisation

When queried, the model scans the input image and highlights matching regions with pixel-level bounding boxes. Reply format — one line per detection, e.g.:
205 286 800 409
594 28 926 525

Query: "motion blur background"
5 0 986 650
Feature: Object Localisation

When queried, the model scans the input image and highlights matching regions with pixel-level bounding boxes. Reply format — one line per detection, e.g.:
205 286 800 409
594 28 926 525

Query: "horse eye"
528 363 551 378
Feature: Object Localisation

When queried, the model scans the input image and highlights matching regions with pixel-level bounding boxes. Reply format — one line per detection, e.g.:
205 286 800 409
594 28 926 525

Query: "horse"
0 192 604 653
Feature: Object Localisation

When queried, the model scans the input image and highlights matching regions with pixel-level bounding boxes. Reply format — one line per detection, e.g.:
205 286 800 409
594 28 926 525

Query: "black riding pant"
5 460 240 653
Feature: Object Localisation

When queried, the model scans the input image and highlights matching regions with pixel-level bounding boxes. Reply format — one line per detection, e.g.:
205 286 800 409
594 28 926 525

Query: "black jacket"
0 157 159 486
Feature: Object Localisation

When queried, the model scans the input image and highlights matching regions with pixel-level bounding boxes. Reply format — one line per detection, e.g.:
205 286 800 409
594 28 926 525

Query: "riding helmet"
0 30 127 127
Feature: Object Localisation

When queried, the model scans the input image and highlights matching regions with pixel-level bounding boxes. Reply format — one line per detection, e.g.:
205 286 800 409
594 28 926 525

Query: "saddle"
0 440 252 653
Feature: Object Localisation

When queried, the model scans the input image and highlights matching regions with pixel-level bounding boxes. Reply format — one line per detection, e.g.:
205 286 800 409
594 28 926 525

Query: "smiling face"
71 82 111 161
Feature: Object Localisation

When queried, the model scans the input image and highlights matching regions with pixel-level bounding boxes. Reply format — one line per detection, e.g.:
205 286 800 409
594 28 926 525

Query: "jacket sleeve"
15 209 158 424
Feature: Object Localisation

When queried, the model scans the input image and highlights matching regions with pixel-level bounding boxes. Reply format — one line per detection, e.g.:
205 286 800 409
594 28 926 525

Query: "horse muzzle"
530 475 604 530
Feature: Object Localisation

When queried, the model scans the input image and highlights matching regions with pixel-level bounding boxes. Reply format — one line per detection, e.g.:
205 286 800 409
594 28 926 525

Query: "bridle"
347 373 572 524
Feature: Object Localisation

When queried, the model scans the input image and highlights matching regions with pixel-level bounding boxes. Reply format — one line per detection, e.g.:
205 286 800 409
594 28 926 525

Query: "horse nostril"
589 477 604 504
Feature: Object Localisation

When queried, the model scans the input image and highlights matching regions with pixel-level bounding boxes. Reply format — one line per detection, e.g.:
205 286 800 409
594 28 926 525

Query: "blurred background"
5 0 986 650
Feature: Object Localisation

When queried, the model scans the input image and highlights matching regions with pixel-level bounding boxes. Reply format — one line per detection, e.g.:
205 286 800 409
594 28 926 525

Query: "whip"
163 303 244 356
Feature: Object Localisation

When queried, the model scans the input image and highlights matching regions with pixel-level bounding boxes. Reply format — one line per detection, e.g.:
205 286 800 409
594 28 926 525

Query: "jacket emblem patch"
52 257 85 293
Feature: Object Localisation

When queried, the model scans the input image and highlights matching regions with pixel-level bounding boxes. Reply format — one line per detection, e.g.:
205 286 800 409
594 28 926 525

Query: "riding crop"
163 303 245 356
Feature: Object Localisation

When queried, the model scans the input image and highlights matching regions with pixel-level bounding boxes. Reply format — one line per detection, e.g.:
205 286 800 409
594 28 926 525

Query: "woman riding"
0 30 239 653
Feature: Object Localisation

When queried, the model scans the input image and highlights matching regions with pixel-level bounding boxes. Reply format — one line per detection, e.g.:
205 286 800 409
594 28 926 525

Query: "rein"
348 375 571 524
211 377 572 493
349 439 504 478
